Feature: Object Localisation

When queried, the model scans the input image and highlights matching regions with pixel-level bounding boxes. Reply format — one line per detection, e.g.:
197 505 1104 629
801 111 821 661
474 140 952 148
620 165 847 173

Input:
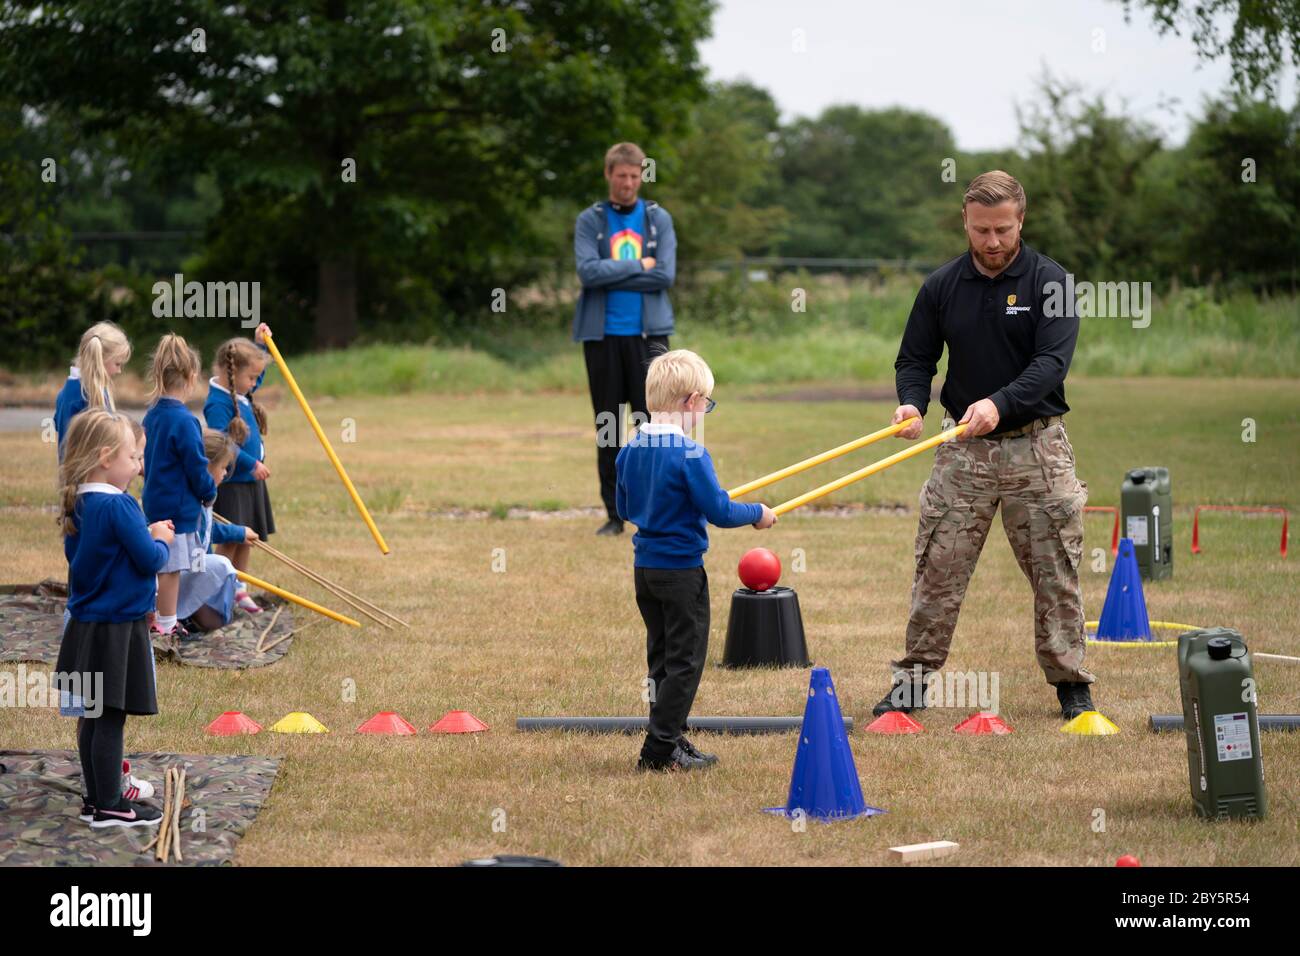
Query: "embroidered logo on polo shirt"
1006 294 1016 306
1005 292 1031 315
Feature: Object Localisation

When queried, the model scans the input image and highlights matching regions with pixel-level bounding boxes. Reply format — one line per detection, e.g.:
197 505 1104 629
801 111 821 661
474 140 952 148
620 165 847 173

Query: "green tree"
771 105 961 263
1173 95 1300 286
0 0 715 348
1015 73 1164 278
1118 0 1300 95
652 80 788 267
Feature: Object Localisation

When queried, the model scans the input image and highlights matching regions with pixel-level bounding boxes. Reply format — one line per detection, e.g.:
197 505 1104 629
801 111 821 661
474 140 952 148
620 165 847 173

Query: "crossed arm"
574 210 677 292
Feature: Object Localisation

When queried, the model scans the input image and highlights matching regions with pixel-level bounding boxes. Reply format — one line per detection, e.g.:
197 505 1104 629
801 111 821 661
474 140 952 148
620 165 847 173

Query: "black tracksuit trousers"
635 566 710 760
583 333 669 521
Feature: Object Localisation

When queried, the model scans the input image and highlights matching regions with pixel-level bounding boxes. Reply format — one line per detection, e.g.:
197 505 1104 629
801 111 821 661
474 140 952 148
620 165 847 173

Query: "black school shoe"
636 744 712 773
677 736 718 765
178 615 206 639
1055 681 1095 719
596 518 625 536
90 799 162 829
871 678 928 716
79 801 95 822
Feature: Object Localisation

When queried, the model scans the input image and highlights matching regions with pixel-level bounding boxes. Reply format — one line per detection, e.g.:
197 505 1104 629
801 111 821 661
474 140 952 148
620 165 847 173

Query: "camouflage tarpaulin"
0 581 296 668
0 749 280 866
0 581 68 665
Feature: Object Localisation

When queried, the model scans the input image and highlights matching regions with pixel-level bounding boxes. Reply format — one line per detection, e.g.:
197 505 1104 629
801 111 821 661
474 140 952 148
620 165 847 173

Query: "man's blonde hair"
964 170 1026 214
645 349 714 412
604 142 646 173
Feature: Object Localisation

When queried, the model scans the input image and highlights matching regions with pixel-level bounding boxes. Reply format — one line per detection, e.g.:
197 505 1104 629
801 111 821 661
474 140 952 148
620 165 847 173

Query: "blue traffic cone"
765 667 885 821
1095 538 1152 641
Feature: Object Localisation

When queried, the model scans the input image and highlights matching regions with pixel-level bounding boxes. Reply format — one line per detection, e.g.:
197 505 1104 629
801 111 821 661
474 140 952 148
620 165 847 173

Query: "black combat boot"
1055 681 1095 719
872 677 928 716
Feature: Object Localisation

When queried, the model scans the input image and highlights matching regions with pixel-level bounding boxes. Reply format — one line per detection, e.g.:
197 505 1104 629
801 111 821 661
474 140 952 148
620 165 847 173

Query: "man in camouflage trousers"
876 170 1097 720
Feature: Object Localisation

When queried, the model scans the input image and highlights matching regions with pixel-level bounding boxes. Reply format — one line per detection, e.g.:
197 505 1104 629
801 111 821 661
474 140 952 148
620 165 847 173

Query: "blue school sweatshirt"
53 368 112 461
142 397 217 533
615 423 763 569
64 485 170 622
202 355 268 483
196 505 247 550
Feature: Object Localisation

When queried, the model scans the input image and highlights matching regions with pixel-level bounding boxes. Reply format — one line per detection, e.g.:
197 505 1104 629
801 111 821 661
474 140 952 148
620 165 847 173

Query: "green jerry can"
1121 467 1172 580
1178 628 1266 820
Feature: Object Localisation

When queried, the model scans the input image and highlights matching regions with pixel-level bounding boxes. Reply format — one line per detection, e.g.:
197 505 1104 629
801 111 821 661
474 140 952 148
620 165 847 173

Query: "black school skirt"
215 478 276 540
55 618 158 716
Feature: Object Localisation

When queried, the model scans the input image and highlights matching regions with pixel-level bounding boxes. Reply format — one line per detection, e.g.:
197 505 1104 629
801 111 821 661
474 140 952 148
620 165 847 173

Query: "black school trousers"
635 565 710 759
583 333 669 521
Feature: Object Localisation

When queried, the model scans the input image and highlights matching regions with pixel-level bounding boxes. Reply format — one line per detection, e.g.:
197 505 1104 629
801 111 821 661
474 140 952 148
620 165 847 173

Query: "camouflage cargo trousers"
892 417 1096 686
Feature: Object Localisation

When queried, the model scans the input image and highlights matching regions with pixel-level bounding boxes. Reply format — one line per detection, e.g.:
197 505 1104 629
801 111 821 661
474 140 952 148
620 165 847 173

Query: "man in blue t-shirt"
572 142 678 536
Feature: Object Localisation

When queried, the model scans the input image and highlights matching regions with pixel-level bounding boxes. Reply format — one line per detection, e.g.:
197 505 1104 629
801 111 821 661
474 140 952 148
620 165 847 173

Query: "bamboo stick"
255 539 407 627
254 605 284 654
728 418 919 498
773 423 967 516
156 767 173 863
235 571 361 628
260 620 318 654
263 330 389 554
250 541 392 629
213 513 404 628
171 768 184 863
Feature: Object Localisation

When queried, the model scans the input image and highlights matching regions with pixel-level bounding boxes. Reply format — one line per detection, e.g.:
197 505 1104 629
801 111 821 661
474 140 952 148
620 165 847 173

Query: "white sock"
155 614 177 633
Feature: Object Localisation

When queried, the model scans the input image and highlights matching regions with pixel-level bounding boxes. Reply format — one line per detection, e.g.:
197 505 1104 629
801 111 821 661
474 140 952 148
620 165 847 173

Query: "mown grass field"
1 376 1297 865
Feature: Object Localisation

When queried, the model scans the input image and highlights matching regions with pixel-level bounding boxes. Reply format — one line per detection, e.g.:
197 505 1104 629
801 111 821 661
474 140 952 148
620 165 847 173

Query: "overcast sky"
699 0 1296 152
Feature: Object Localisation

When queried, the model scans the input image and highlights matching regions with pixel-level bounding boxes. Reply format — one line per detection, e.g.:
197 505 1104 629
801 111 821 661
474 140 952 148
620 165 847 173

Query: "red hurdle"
1084 505 1120 556
1191 505 1289 557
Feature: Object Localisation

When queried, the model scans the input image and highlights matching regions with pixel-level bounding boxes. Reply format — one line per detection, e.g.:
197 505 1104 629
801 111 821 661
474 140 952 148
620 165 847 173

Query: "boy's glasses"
704 397 716 414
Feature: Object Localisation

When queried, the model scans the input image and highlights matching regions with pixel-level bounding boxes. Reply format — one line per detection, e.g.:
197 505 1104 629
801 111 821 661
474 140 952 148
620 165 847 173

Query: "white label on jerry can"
1214 712 1252 761
1126 515 1149 545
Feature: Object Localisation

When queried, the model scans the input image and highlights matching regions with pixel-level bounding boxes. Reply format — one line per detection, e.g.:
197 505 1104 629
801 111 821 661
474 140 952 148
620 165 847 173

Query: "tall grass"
271 274 1300 397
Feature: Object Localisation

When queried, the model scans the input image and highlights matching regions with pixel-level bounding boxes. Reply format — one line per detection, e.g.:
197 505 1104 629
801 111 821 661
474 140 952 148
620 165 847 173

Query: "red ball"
1115 855 1141 867
738 548 781 591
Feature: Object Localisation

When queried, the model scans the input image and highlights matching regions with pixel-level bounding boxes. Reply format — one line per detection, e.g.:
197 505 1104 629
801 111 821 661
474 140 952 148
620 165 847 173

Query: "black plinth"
721 586 810 668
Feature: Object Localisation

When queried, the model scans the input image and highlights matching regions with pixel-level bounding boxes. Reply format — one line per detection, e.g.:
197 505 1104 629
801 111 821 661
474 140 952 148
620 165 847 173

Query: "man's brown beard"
970 241 1019 273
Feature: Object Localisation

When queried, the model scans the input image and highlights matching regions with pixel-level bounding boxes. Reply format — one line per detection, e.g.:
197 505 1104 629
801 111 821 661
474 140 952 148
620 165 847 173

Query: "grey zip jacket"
571 199 677 342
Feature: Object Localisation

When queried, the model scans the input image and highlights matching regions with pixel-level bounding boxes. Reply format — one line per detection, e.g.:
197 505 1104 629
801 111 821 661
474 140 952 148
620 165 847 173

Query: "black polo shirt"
894 242 1076 436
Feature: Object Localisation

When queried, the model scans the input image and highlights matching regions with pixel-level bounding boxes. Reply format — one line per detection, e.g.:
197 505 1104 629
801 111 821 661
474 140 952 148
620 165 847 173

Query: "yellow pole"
773 423 967 516
236 571 361 628
261 331 390 554
728 418 920 499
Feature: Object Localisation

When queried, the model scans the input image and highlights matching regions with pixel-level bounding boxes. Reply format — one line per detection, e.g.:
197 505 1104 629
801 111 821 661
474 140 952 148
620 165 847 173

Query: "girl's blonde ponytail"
147 333 201 405
76 321 131 413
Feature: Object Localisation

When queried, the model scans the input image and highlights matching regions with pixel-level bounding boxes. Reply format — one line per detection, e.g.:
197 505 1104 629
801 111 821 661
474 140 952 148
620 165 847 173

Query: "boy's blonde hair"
58 409 132 535
76 321 131 413
645 349 714 412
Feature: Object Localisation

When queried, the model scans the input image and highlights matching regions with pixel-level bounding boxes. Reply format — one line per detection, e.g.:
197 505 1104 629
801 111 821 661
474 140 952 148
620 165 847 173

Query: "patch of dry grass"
0 378 1296 865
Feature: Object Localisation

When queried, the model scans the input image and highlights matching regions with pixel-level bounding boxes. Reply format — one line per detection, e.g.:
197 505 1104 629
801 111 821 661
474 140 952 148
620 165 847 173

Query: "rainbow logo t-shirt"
604 201 646 335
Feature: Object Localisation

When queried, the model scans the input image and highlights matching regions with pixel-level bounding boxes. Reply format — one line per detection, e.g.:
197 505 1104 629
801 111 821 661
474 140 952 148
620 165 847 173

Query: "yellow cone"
1061 710 1120 735
270 711 329 734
